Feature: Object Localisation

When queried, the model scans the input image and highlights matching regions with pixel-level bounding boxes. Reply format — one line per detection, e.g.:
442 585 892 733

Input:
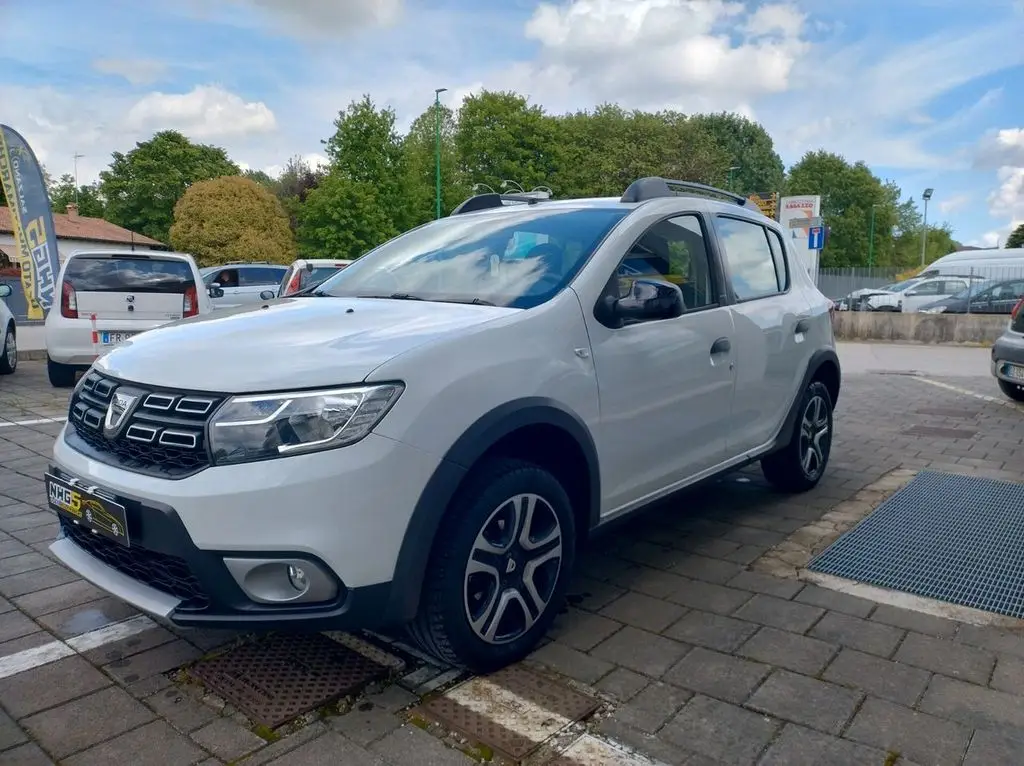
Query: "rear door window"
64 256 195 293
240 267 286 286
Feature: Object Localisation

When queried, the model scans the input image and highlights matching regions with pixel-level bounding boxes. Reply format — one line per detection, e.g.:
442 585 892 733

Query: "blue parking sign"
808 226 824 250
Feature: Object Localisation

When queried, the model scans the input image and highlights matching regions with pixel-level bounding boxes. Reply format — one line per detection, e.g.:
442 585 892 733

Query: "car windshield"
884 278 923 293
311 206 630 309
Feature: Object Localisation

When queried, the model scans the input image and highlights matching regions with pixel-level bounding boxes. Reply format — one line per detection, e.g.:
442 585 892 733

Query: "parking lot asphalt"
2 349 1024 765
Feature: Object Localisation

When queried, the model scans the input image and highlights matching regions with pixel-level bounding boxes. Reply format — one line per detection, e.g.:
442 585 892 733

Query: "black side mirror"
597 278 685 327
259 289 275 300
208 283 224 299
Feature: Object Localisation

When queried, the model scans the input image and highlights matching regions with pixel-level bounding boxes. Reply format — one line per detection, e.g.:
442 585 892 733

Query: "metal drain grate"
418 665 600 760
189 634 389 728
808 470 1024 619
904 424 977 439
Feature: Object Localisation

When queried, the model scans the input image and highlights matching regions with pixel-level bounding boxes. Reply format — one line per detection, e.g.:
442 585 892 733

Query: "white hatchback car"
44 179 840 672
0 282 17 375
44 250 212 387
277 259 354 298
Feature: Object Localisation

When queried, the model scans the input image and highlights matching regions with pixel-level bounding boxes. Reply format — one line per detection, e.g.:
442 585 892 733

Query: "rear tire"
0 323 15 375
407 457 576 673
761 380 834 493
47 357 77 388
998 378 1024 402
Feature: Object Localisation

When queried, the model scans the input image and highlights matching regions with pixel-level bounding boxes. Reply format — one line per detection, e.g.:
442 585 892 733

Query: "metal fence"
816 268 906 300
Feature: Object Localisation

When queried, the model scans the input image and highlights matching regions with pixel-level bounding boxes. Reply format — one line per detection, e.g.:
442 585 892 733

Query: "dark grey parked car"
990 296 1024 401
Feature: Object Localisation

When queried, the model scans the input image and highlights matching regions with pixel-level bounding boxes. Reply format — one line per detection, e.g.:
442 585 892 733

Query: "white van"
44 250 212 387
919 247 1024 282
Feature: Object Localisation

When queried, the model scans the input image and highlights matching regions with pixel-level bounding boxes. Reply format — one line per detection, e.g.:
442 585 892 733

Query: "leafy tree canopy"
296 170 396 260
1006 223 1024 249
169 176 295 267
99 130 239 243
48 174 106 217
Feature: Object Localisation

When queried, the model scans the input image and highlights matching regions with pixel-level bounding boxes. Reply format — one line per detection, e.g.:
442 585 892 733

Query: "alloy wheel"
798 394 830 479
4 330 14 369
463 492 563 645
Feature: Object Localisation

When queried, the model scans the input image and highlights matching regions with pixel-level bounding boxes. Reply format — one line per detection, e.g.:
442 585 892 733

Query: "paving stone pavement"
3 359 1024 764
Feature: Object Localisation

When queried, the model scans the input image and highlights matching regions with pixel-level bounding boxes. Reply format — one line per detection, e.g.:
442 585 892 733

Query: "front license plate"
45 473 130 547
1004 364 1024 382
101 331 137 345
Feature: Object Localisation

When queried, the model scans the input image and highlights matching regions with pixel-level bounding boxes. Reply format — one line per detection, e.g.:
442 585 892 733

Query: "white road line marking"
0 615 159 680
0 416 67 428
415 667 463 695
445 675 574 743
65 614 158 652
0 642 75 680
558 733 667 766
914 376 1023 409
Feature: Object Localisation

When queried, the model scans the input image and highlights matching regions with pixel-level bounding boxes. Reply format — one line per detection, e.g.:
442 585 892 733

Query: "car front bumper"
48 426 440 630
991 329 1024 383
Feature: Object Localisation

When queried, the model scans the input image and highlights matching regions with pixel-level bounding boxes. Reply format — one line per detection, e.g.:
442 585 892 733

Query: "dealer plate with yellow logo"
45 473 131 547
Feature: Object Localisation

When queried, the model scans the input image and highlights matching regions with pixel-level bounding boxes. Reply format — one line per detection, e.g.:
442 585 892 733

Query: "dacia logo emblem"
103 390 139 438
125 295 135 304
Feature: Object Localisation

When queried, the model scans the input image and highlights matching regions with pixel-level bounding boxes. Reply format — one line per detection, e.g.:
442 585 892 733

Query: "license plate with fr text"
101 331 137 345
45 473 131 547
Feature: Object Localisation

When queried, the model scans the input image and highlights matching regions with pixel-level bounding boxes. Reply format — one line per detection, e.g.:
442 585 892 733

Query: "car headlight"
208 383 403 465
919 306 944 314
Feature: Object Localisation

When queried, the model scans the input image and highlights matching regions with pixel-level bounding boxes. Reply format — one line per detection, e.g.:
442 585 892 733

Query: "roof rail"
620 177 758 210
450 191 550 216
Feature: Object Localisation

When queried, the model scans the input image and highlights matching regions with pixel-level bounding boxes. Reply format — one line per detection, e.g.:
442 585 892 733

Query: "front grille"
67 371 223 477
61 517 210 610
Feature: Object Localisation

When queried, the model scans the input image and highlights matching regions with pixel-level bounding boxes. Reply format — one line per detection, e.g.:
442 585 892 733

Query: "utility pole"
920 187 934 267
868 204 878 268
434 88 447 219
727 165 741 191
72 153 85 205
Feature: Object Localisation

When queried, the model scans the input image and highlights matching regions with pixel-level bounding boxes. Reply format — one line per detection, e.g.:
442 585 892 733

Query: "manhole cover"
189 634 389 728
808 470 1024 618
904 424 977 439
914 406 980 419
418 665 600 760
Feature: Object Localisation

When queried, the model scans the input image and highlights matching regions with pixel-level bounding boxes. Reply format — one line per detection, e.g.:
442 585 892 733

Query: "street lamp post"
868 204 878 268
920 187 934 267
434 87 447 219
727 165 741 191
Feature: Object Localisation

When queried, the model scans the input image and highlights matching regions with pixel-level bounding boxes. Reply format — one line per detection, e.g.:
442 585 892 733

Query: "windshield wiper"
355 293 425 301
434 297 496 306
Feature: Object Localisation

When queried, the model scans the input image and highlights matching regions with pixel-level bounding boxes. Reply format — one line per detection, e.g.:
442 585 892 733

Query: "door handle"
795 317 811 334
710 337 730 355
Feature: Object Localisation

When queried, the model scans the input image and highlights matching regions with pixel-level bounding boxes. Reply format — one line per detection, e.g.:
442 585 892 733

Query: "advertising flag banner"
0 125 59 319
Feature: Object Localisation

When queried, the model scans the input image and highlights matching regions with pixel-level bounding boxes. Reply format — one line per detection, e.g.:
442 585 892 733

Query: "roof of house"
0 206 164 247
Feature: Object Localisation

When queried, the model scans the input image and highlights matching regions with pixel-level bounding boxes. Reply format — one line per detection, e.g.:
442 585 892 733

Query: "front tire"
0 323 15 375
998 378 1024 402
761 380 834 493
47 356 77 388
408 457 576 673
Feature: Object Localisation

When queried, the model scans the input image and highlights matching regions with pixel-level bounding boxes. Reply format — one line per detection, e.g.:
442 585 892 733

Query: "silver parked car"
201 263 289 310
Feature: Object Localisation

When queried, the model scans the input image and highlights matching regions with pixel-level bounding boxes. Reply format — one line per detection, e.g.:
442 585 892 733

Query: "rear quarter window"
64 256 195 293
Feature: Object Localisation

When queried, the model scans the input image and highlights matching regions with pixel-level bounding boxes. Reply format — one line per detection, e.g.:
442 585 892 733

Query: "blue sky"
1 0 1022 246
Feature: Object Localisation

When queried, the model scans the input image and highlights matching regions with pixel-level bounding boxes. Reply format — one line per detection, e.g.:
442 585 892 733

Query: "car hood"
96 297 518 392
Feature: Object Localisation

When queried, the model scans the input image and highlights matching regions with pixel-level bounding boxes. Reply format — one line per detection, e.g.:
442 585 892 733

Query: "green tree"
99 130 239 243
1007 223 1024 249
551 106 729 197
785 151 900 267
323 95 409 230
455 91 559 193
48 174 106 217
401 102 468 224
274 156 326 233
168 176 295 268
689 113 785 195
296 170 395 259
242 168 277 192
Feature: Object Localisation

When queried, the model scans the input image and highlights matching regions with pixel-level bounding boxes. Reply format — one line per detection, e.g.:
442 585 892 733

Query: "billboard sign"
779 195 822 284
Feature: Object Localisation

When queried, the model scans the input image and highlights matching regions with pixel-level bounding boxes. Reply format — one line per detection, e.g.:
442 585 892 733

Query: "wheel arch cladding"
385 398 600 624
773 348 841 452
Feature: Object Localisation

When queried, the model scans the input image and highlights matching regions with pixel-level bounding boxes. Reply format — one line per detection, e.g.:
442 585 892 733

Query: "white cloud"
939 193 971 215
178 0 404 38
92 58 168 86
988 166 1024 222
975 128 1024 169
126 85 277 139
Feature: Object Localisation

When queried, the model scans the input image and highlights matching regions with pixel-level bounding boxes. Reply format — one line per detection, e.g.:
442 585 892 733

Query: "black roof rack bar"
450 191 550 216
620 177 757 209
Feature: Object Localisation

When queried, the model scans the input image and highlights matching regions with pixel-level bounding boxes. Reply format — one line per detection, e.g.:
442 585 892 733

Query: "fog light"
287 565 308 593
